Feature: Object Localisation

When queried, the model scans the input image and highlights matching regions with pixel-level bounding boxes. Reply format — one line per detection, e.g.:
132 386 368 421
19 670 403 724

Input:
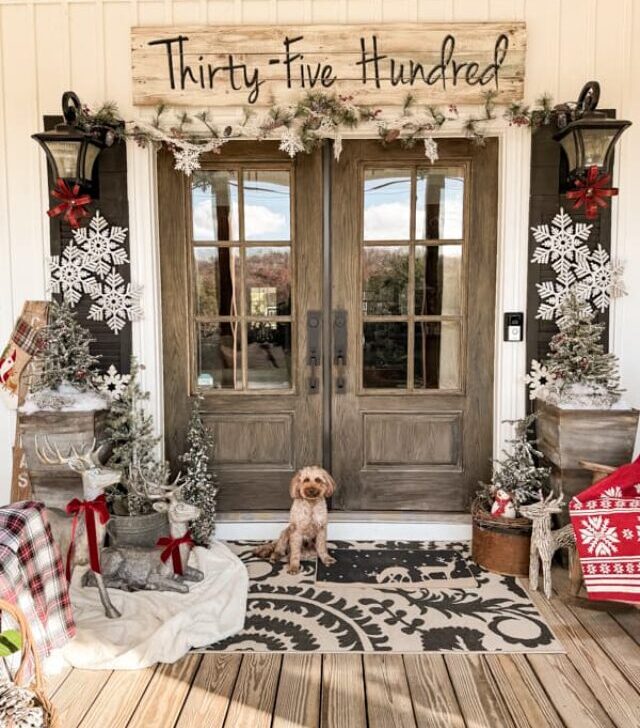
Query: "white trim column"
493 125 532 454
126 140 164 455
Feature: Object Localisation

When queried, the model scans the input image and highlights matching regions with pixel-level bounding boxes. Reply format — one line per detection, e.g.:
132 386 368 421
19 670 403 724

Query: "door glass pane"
414 245 462 316
416 168 465 240
192 171 239 241
414 321 461 389
363 246 409 315
363 323 407 389
243 170 291 241
197 321 241 389
194 247 240 318
245 247 291 316
247 322 292 389
363 169 411 240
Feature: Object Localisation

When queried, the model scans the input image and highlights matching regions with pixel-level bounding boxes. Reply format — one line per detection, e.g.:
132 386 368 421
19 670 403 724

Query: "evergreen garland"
104 357 159 515
546 294 622 406
485 414 551 511
180 396 218 545
31 299 100 393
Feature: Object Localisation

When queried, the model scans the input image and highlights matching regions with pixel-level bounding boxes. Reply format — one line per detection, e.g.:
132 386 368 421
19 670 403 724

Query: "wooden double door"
159 138 498 512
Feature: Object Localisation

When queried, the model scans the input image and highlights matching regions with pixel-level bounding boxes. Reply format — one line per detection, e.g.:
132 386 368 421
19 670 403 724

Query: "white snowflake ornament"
423 136 439 164
47 245 98 306
279 128 305 158
172 145 202 176
88 271 143 333
99 364 131 399
574 244 627 312
524 359 555 401
72 211 129 279
531 209 592 278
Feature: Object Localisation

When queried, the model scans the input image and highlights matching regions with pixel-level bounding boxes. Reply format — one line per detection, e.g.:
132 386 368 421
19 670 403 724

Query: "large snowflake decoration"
531 209 592 278
172 145 202 176
72 211 128 279
47 244 98 306
99 364 131 399
88 271 143 333
579 515 620 557
574 243 627 312
534 280 592 322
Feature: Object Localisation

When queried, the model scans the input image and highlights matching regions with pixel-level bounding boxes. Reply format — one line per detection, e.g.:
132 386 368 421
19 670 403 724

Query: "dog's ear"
289 472 303 499
322 470 337 497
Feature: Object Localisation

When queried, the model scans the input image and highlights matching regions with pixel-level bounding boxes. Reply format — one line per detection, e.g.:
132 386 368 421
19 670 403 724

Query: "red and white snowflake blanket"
569 457 640 603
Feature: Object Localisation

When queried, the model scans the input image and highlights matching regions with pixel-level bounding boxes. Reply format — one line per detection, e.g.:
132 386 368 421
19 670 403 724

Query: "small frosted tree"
31 299 100 393
105 357 159 515
180 396 218 545
546 294 622 406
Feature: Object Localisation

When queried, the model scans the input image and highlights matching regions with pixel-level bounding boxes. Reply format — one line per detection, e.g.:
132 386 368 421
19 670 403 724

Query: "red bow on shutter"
65 494 110 582
566 165 618 220
156 533 194 576
47 178 92 228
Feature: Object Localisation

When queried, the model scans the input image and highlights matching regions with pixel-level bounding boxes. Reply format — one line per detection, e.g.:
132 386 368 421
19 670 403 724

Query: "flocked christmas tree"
105 357 159 515
180 396 218 545
545 293 622 407
484 414 551 511
31 299 100 393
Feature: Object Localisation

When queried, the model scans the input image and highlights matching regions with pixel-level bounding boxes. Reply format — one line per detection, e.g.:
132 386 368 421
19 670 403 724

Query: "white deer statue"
82 469 204 593
35 437 122 619
519 491 578 599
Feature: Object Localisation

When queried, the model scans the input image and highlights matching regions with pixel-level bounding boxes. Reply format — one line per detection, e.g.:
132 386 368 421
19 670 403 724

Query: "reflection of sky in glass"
416 172 464 240
243 172 291 241
192 174 239 241
364 172 411 240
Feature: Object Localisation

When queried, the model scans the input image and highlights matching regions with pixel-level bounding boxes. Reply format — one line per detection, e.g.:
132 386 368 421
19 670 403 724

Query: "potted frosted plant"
18 299 110 507
103 357 169 547
527 294 639 503
472 414 552 576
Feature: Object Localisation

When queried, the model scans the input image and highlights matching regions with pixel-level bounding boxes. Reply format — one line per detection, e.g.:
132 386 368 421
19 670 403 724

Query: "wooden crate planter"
18 409 109 510
471 500 532 577
535 400 639 505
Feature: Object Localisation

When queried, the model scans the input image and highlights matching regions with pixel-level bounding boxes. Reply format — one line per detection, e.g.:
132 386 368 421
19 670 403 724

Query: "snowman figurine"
490 488 517 519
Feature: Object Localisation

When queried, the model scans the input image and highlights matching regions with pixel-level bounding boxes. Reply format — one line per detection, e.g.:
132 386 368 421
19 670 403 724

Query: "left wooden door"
159 143 324 510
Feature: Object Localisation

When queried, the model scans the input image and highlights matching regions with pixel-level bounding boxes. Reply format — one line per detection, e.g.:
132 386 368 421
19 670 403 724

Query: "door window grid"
361 164 468 392
189 166 294 392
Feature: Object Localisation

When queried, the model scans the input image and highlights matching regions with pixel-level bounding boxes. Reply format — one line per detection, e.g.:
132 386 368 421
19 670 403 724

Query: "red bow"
493 495 512 516
566 165 618 220
65 494 110 582
47 178 92 228
156 533 194 576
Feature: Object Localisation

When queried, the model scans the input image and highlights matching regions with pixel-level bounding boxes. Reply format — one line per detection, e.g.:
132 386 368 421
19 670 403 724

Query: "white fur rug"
61 541 248 669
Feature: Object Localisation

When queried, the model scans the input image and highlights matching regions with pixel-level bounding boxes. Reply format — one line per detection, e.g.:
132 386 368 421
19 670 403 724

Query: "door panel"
331 140 498 511
159 144 323 510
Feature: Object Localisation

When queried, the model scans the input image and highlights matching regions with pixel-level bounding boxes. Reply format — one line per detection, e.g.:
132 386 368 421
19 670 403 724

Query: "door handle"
307 311 321 394
333 310 347 394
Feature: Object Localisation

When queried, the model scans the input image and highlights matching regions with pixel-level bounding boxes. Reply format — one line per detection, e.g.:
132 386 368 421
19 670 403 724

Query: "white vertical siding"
0 0 639 504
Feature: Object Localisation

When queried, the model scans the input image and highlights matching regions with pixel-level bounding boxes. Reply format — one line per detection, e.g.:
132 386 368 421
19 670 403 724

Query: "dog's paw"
287 564 301 575
320 555 336 566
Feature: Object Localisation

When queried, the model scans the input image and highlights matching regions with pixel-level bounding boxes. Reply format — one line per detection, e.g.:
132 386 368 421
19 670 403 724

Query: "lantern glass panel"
558 131 578 173
46 140 82 179
82 142 102 181
582 128 617 168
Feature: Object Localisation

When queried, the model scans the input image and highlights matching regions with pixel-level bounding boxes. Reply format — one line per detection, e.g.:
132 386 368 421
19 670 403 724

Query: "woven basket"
0 598 58 728
471 499 532 577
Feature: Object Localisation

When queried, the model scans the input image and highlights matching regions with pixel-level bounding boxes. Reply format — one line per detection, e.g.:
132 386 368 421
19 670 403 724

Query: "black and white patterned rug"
201 541 564 654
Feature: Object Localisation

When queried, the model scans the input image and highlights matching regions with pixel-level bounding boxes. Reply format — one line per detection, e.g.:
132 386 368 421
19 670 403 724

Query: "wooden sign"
131 23 526 107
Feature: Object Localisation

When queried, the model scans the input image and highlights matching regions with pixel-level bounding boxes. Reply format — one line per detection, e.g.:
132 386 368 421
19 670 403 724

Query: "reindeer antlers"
130 466 183 502
35 436 105 471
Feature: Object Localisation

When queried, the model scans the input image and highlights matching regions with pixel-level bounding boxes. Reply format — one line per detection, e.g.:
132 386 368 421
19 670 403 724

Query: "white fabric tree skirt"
61 541 248 670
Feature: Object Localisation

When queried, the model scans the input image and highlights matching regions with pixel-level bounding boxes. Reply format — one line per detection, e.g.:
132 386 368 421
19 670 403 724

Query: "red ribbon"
566 165 618 220
65 494 110 582
156 533 194 576
47 178 92 228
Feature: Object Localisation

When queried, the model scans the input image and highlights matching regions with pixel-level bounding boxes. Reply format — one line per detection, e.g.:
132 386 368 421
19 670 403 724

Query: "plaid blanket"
570 458 640 603
0 501 75 658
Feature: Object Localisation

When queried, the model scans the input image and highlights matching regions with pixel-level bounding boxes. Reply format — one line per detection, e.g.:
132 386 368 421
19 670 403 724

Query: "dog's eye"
303 478 310 483
314 477 322 483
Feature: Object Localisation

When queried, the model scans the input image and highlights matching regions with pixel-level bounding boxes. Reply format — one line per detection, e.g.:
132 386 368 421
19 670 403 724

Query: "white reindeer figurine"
519 491 577 599
35 437 122 619
83 469 204 593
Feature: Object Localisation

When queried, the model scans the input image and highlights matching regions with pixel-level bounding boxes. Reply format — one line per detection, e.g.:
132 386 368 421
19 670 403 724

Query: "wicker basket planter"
471 499 532 577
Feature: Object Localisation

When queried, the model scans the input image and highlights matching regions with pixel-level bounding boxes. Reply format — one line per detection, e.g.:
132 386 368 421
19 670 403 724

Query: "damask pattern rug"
201 541 564 654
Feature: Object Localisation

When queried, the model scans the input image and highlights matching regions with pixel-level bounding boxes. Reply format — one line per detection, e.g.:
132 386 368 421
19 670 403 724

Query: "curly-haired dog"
253 466 337 574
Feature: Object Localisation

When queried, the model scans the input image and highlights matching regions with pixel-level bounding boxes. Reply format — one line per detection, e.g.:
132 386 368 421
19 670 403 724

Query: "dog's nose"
306 488 319 498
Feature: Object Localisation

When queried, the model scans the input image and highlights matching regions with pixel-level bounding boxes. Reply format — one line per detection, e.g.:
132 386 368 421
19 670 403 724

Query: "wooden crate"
535 400 639 505
18 409 109 510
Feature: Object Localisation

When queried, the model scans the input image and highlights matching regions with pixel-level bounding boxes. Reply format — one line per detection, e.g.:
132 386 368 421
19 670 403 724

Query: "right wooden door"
330 139 499 511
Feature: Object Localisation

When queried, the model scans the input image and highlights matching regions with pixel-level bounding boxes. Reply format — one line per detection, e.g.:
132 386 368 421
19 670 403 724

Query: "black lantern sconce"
32 91 116 197
554 81 631 181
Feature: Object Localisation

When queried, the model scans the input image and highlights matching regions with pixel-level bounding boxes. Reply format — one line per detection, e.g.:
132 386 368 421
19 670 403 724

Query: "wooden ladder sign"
131 22 526 108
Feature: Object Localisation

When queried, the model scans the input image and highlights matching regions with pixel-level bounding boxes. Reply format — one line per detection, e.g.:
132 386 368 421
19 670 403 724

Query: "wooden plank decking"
50 580 640 728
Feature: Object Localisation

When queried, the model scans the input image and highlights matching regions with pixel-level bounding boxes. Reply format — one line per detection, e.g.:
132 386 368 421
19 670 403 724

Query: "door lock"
307 311 322 393
333 310 347 394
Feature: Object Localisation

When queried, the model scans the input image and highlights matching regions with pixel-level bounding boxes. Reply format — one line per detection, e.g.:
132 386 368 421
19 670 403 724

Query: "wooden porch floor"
49 577 640 728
